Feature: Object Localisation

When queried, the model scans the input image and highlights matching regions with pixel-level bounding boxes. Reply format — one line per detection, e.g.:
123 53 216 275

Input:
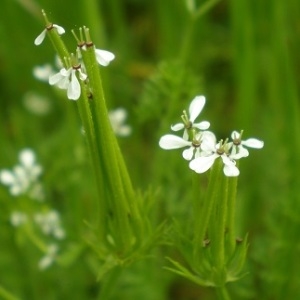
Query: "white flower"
189 136 240 177
23 92 52 116
109 108 131 136
49 66 87 100
229 131 264 159
79 44 115 66
38 244 58 270
159 131 216 160
0 149 43 198
34 24 65 46
94 48 115 66
34 210 65 240
171 95 210 140
33 64 56 82
10 211 28 227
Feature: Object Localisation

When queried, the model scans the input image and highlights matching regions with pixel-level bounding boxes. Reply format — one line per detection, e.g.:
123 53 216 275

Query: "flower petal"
67 71 81 100
0 170 15 185
230 145 249 159
242 138 264 149
34 29 47 46
49 71 64 85
182 147 194 160
95 49 115 66
189 155 216 173
194 120 210 130
159 134 191 150
19 149 35 168
52 24 65 35
223 164 240 177
171 123 184 131
189 95 205 123
231 131 240 139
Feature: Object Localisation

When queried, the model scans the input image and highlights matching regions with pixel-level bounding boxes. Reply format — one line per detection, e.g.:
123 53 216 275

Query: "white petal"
189 155 216 173
201 133 216 153
78 69 87 81
171 123 184 131
223 164 240 177
34 29 47 45
95 49 115 66
33 64 54 81
201 131 217 144
183 130 189 141
57 76 70 89
49 71 64 85
0 170 16 185
60 68 71 77
52 24 65 35
242 138 264 149
67 71 81 100
194 121 210 130
189 95 205 123
159 134 191 150
220 154 234 166
19 149 35 167
230 145 249 159
182 147 194 160
231 131 241 139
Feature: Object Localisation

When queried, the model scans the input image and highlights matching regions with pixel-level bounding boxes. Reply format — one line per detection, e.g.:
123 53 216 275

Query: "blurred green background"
0 0 300 299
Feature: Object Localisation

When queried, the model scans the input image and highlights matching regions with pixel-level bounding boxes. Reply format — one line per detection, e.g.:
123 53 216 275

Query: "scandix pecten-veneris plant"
0 5 265 300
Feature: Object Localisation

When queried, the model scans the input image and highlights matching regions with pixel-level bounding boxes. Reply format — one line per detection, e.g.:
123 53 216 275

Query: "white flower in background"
34 24 65 46
10 211 28 227
159 131 216 160
229 130 264 159
33 64 56 82
49 66 87 100
171 95 210 140
189 136 240 177
33 56 63 83
34 210 65 240
38 244 58 270
0 149 44 199
23 92 52 116
109 108 131 137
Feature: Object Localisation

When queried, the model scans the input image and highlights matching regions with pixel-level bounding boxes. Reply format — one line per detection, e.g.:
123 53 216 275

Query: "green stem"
211 172 228 269
193 158 222 259
215 286 231 300
97 266 122 300
0 286 20 300
194 0 223 19
81 44 134 252
226 174 238 257
76 84 107 242
42 10 70 64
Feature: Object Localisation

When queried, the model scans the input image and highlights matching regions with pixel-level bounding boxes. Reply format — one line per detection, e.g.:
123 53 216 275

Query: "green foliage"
0 0 300 299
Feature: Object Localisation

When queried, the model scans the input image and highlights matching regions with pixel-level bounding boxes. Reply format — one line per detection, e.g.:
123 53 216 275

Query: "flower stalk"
34 11 145 258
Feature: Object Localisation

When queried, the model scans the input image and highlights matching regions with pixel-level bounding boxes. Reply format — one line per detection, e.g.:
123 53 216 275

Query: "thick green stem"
215 286 231 300
81 44 137 252
226 175 238 256
211 172 228 270
76 85 107 242
42 10 69 63
193 158 222 259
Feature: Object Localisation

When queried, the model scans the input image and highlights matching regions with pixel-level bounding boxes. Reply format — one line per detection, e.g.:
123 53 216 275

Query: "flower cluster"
34 22 115 100
0 148 44 200
109 108 132 137
1 149 66 270
159 96 264 176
